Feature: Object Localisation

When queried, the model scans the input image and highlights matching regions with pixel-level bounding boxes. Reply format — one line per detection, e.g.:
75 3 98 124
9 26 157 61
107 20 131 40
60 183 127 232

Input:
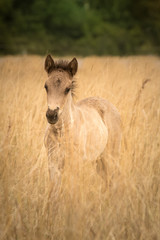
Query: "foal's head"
44 55 78 124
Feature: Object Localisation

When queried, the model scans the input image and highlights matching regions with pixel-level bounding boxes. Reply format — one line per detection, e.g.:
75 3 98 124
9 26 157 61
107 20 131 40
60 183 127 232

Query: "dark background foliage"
0 0 160 55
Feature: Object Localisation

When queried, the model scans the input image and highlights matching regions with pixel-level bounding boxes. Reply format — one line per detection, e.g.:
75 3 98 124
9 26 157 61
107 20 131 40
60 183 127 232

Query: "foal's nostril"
53 112 57 120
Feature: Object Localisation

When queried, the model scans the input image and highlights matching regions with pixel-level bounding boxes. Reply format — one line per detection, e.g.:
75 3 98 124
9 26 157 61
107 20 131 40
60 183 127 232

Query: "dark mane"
54 60 70 73
71 80 77 97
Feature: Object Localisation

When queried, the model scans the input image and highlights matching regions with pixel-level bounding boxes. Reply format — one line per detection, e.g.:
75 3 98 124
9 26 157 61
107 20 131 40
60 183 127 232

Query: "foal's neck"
52 93 76 132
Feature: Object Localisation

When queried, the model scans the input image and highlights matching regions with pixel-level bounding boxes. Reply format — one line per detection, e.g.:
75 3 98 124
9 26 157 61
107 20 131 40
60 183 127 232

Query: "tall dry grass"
0 55 160 240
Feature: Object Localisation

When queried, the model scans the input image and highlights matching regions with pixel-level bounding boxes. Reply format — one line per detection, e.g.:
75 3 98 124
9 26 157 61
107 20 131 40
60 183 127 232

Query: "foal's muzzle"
46 107 59 124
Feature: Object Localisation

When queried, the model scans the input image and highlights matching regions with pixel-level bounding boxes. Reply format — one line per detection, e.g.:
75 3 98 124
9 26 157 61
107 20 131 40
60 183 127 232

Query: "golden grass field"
0 55 160 240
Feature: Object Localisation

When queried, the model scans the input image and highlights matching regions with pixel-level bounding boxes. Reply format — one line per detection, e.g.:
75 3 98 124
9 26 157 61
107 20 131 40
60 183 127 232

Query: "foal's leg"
47 144 65 202
96 147 109 190
96 153 108 181
96 135 121 189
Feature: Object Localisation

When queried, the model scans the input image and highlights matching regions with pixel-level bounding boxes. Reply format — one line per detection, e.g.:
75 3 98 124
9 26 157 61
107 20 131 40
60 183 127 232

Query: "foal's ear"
45 55 55 74
68 58 78 76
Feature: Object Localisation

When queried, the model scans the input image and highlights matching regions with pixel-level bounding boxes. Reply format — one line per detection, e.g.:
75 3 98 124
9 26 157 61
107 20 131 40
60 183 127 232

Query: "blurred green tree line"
0 0 160 55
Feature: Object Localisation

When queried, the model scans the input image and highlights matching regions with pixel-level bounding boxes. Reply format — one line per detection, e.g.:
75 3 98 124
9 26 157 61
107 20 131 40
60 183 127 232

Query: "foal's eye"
44 84 48 92
64 87 71 95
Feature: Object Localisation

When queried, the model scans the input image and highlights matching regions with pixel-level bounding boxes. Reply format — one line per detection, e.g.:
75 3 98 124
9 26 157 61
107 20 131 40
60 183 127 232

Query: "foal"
44 55 121 182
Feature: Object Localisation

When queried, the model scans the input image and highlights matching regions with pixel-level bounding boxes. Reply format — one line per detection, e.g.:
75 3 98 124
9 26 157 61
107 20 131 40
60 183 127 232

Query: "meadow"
0 55 160 240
